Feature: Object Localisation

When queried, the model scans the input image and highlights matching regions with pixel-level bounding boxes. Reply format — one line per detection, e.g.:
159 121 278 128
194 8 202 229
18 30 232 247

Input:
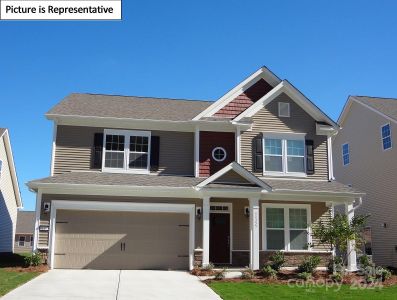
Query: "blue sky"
1 1 397 210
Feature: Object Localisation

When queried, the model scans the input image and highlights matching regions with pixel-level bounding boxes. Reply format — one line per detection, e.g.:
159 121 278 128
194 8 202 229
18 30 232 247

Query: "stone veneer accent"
194 249 203 267
231 251 332 268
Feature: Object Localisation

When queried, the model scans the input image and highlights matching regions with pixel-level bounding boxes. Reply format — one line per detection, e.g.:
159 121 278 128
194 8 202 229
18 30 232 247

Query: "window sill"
102 168 150 175
260 250 332 253
263 172 307 178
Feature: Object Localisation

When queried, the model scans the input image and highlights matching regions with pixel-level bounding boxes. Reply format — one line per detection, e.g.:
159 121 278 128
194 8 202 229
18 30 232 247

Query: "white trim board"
234 80 339 129
48 200 196 270
196 162 271 190
193 67 281 120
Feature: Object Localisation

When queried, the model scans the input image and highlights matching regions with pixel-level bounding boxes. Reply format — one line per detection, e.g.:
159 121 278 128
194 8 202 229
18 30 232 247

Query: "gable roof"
0 128 22 208
196 162 271 190
47 93 213 122
16 211 35 234
193 66 281 120
339 96 397 126
233 80 339 128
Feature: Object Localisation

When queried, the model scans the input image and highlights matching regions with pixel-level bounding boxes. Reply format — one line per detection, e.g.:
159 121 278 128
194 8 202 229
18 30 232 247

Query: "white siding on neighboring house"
333 101 397 267
0 135 18 253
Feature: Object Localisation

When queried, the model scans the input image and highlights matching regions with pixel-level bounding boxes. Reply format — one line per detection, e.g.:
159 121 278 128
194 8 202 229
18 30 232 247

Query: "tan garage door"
54 210 189 270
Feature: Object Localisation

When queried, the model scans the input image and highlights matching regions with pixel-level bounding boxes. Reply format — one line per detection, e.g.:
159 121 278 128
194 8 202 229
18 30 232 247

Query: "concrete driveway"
2 270 221 300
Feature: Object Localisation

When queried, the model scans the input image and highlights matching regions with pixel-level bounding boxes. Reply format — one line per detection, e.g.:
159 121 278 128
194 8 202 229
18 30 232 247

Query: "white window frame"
342 143 350 166
262 203 312 252
278 102 290 117
381 123 392 151
212 147 227 162
102 129 151 174
263 132 307 177
19 236 25 247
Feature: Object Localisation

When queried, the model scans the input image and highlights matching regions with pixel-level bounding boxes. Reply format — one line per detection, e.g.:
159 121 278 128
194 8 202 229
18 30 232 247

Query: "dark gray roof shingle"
47 93 213 121
353 96 397 122
29 172 360 195
16 211 35 234
29 171 203 187
262 178 360 194
0 128 7 137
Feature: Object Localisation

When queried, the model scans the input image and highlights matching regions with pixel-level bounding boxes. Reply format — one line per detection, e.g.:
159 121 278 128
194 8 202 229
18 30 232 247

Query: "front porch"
196 196 360 271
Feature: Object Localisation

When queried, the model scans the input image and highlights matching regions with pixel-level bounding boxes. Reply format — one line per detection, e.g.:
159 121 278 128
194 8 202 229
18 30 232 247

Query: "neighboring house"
27 67 363 271
333 96 397 268
14 211 35 253
0 128 23 253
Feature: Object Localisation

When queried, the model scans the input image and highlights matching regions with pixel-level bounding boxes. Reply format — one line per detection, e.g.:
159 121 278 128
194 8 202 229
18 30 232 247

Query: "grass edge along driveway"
209 281 397 300
0 268 41 296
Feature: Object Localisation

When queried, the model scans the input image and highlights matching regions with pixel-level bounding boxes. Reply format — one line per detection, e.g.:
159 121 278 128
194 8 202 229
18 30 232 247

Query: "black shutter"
92 133 104 169
305 140 315 175
254 135 263 171
150 136 160 171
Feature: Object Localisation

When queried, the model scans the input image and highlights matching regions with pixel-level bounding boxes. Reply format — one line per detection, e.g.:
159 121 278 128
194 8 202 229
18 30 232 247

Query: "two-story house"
28 67 362 271
0 128 22 253
333 96 397 268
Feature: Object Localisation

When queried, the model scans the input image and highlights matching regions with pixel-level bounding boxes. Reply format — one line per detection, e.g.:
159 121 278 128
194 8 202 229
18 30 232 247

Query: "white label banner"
1 0 121 20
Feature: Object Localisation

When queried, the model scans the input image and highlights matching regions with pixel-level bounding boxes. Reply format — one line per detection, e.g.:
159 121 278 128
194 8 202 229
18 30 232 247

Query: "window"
263 205 310 251
381 124 392 150
278 102 290 117
342 143 350 166
18 236 25 247
103 129 151 173
212 147 227 162
264 135 306 175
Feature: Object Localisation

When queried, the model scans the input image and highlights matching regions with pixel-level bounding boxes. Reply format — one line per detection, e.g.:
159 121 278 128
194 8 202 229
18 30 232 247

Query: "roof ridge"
70 92 213 103
352 95 397 101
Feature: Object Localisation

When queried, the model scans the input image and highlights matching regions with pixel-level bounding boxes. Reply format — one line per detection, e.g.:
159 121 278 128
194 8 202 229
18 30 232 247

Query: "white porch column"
202 196 210 266
345 203 357 272
249 197 260 270
33 191 42 252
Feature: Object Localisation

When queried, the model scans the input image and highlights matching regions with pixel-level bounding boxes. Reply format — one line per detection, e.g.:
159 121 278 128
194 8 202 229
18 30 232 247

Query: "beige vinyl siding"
333 101 397 267
54 125 194 176
0 136 18 253
240 93 328 180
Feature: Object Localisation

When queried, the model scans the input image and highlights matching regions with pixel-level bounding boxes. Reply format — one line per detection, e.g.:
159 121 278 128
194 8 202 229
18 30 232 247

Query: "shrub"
298 256 321 274
359 254 373 268
269 251 285 271
376 267 392 282
330 272 343 282
202 262 214 271
262 265 277 279
241 267 255 279
214 268 226 280
365 276 376 284
327 256 343 274
297 272 312 281
24 253 41 267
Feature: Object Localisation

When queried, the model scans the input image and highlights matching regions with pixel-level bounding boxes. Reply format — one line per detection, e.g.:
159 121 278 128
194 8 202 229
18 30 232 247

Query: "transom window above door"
103 129 151 174
263 133 306 176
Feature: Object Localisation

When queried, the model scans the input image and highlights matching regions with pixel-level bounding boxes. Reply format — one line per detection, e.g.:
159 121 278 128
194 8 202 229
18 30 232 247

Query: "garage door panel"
54 209 189 270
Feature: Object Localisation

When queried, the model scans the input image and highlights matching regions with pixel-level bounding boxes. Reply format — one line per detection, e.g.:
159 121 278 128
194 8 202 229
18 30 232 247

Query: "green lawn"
0 253 41 296
209 282 397 300
0 269 40 296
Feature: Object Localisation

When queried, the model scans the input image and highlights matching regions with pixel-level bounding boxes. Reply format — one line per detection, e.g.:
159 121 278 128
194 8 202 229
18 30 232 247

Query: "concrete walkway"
2 270 221 300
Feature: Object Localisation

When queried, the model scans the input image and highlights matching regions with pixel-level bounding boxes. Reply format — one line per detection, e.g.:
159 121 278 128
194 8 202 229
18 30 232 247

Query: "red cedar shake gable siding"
199 131 235 177
214 79 273 118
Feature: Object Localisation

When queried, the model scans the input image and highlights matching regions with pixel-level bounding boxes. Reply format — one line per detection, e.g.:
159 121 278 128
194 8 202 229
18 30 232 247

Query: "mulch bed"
4 265 49 273
204 270 397 286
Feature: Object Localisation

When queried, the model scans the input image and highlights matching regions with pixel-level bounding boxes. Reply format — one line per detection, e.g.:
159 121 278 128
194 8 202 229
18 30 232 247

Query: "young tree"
312 213 369 271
